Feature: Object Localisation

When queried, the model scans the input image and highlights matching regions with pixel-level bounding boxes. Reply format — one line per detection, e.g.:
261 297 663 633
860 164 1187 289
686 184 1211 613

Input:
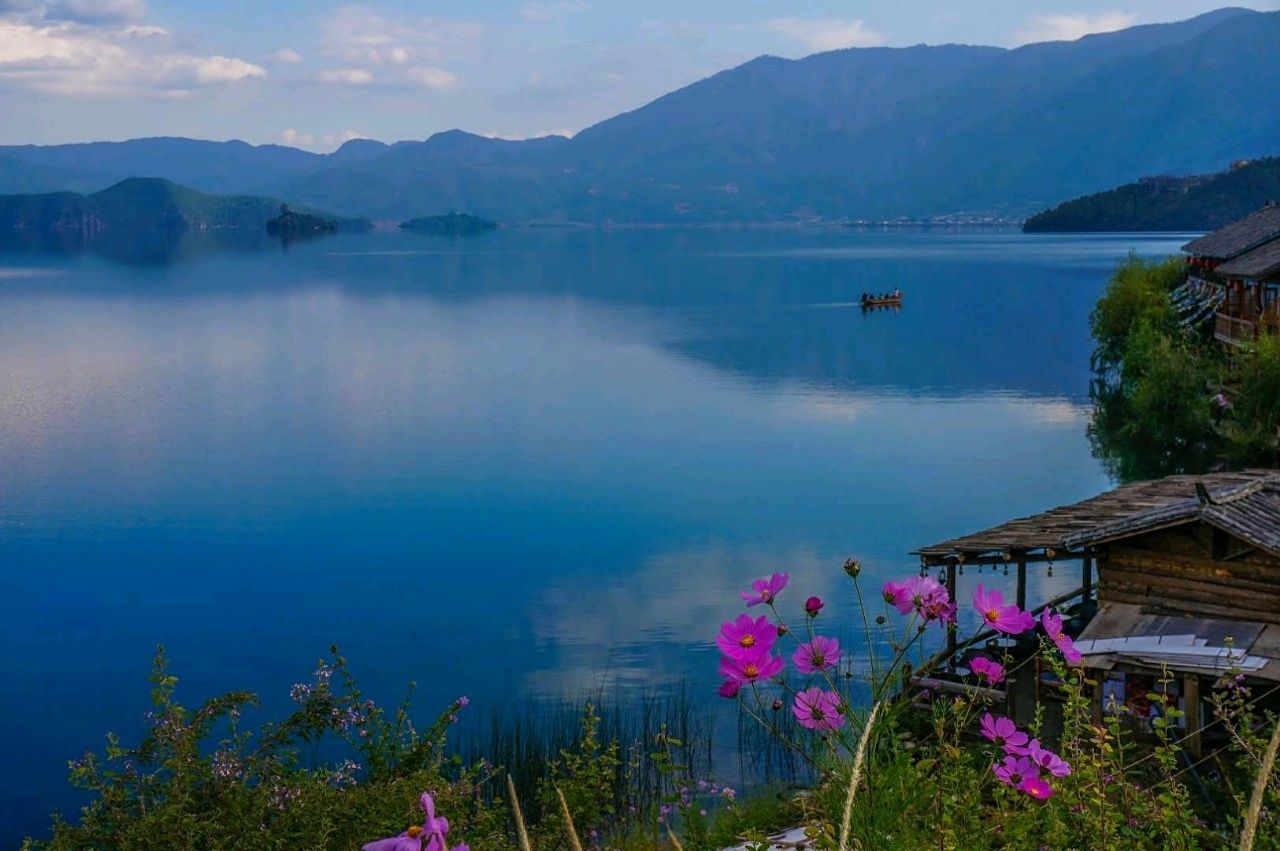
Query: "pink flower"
741 573 789 607
718 679 742 699
882 580 913 614
804 596 824 617
1042 609 1083 665
992 755 1038 789
970 657 1005 685
1027 740 1072 777
363 791 463 851
792 636 841 673
719 648 784 684
979 713 1029 752
716 614 777 658
973 584 1034 635
1020 776 1054 800
791 687 845 731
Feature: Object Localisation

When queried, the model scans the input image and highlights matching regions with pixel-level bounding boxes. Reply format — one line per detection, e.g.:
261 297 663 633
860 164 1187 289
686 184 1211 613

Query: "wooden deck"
1215 310 1280 346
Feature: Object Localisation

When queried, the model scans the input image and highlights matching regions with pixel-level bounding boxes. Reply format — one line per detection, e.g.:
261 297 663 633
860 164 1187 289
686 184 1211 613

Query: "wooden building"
1212 239 1280 346
913 470 1280 754
1180 203 1280 345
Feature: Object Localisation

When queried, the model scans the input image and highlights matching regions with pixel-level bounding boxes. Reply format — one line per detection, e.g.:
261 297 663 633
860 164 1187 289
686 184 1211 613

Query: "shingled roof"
1216 238 1280 280
914 469 1278 561
1182 204 1280 260
1066 475 1280 556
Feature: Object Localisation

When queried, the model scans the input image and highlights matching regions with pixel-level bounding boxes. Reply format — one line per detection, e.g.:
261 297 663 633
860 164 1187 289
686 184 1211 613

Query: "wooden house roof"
1216 238 1280 280
1066 475 1280 556
1182 204 1280 260
915 469 1277 561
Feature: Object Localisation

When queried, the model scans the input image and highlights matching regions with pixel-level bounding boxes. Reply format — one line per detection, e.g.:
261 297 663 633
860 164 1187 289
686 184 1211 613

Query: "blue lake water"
0 227 1189 842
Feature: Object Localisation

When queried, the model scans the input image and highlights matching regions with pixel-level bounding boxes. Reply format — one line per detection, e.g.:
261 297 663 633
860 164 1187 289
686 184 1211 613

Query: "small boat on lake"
861 291 903 308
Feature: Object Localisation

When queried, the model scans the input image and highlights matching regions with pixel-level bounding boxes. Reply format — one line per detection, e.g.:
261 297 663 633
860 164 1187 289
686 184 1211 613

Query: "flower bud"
804 596 824 617
776 624 788 637
843 558 862 578
771 699 783 712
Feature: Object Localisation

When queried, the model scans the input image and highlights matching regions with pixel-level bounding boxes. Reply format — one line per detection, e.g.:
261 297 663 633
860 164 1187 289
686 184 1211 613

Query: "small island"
399 212 497 236
266 204 347 236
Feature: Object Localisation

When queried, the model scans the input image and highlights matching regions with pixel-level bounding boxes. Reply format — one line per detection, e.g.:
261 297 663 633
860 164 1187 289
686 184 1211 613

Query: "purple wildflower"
716 614 777 659
718 648 784 684
973 584 1034 635
791 687 845 731
992 755 1038 789
741 573 789 607
1042 609 1083 665
804 596 824 617
979 713 1029 752
717 679 742 699
970 657 1005 685
792 636 841 673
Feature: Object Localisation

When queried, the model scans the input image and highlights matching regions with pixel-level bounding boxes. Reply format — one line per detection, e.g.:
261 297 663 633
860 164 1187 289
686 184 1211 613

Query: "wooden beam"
918 551 1092 567
1184 674 1202 758
1016 559 1027 610
1082 555 1093 601
946 559 958 666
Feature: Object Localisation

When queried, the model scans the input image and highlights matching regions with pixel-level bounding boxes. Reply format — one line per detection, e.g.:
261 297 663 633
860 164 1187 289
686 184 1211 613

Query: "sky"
0 0 1275 150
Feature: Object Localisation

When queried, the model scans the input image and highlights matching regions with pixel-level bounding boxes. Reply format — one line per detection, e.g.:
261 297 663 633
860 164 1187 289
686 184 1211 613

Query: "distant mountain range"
0 178 368 242
1023 157 1280 231
1 7 1277 224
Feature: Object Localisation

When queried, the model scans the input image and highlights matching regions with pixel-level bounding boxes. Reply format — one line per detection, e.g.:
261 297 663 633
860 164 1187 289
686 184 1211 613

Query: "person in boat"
862 292 869 302
892 288 901 299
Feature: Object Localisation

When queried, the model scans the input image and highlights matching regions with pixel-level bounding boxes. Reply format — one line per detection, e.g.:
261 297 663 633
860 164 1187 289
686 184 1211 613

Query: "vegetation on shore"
1087 255 1280 479
1024 157 1280 232
399 212 498 236
26 559 1280 849
0 178 369 239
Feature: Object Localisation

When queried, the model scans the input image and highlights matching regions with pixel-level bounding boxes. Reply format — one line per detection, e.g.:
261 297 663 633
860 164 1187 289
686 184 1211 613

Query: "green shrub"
1089 254 1182 369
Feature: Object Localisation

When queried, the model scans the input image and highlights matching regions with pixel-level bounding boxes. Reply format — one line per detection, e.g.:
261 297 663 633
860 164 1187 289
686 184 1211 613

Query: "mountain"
0 177 368 239
1 8 1277 223
1024 157 1280 231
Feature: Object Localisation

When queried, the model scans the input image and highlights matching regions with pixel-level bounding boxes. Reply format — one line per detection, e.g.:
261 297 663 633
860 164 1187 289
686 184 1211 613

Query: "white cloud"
406 65 456 90
763 17 886 52
190 54 264 83
320 5 482 68
317 67 374 85
1015 11 1138 45
270 47 302 63
519 0 589 22
0 18 265 95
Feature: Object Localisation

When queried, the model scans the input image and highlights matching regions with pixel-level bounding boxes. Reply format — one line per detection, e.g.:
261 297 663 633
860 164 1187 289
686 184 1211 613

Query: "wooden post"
1090 670 1104 724
946 559 958 667
1184 674 1202 758
1082 556 1093 602
1016 558 1027 610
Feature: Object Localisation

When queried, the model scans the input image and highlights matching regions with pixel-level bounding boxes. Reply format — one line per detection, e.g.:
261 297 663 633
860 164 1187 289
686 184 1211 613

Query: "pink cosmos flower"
1027 740 1072 777
791 687 845 731
741 573 789 607
882 580 913 614
972 584 1035 635
970 657 1005 685
979 713 1029 752
716 614 777 658
717 679 742 699
1042 609 1083 665
792 636 841 673
804 596 824 617
992 755 1038 789
363 792 466 851
1020 776 1054 800
719 648 784 684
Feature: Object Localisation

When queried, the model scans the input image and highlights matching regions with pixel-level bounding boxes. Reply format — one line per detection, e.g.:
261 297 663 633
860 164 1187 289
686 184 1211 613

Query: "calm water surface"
0 228 1189 841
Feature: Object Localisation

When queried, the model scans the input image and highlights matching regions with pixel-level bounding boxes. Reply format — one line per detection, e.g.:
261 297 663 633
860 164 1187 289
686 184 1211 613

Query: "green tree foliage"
1116 319 1219 449
1089 255 1182 369
1228 334 1280 464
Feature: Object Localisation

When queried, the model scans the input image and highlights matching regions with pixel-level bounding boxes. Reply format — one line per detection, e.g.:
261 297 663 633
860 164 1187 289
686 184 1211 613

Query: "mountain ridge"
0 7 1274 223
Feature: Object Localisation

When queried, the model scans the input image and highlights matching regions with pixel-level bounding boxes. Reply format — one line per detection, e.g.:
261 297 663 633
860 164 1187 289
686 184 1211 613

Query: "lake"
0 227 1189 843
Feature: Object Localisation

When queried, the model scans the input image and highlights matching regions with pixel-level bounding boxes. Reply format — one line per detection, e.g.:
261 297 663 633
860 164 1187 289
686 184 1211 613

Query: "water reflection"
0 228 1184 842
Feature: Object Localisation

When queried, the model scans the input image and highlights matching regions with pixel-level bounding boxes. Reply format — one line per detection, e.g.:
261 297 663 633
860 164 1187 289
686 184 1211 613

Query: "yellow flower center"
743 664 760 678
739 634 755 648
985 608 1000 623
407 826 423 838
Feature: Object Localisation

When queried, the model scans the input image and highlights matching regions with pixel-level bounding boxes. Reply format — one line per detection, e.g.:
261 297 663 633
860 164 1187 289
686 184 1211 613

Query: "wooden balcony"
1215 310 1280 346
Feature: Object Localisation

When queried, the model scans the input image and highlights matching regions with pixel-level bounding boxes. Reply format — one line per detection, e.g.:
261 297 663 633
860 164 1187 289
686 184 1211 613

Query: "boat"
861 292 903 308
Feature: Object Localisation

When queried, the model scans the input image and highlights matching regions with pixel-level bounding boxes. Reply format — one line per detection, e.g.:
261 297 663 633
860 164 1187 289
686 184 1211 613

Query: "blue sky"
0 0 1275 149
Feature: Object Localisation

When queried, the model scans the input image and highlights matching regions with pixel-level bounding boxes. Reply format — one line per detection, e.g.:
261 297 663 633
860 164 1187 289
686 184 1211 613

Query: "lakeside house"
913 470 1280 756
1182 202 1280 345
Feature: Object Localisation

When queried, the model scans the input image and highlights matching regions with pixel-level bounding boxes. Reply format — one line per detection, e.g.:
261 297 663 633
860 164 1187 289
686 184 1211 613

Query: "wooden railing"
1215 313 1256 345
